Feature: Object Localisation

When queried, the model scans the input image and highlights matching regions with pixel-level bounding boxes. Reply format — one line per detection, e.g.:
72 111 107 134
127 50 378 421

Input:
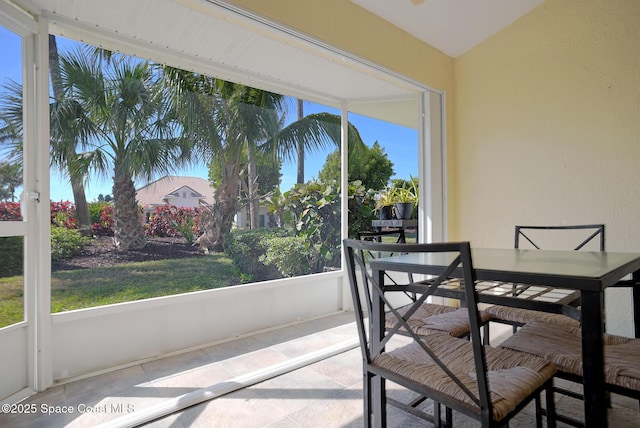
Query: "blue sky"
0 28 418 202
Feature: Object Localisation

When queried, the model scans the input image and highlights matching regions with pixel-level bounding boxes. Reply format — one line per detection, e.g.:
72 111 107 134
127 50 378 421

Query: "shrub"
91 204 114 236
144 205 203 242
88 202 110 225
51 226 90 260
0 200 87 228
0 202 21 221
0 236 23 277
174 215 196 244
224 228 287 283
50 200 77 229
260 236 317 277
281 180 342 271
348 180 376 237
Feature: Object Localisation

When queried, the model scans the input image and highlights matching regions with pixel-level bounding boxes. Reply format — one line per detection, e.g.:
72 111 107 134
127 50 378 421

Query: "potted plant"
375 187 395 220
392 178 418 220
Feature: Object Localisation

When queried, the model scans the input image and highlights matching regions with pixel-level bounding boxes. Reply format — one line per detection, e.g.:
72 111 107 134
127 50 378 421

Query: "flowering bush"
91 204 114 236
50 200 78 229
0 201 81 229
0 202 21 221
144 205 204 242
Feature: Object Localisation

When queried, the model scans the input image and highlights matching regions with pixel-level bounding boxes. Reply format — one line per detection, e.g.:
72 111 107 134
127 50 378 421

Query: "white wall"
0 323 29 403
51 272 344 381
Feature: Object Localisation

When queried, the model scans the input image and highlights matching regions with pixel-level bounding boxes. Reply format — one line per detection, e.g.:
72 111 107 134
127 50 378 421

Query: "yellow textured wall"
454 0 640 334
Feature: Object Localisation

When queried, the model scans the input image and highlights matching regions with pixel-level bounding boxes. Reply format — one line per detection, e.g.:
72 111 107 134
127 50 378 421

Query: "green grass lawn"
0 254 235 328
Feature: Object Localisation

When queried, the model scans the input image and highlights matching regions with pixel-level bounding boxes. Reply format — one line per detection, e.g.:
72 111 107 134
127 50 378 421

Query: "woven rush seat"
499 321 640 391
387 303 494 338
374 332 557 423
484 305 580 328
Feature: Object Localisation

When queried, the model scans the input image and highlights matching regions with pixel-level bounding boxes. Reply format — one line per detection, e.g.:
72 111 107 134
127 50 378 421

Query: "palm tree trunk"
71 182 90 233
49 35 91 231
112 165 146 250
196 161 240 252
246 140 259 229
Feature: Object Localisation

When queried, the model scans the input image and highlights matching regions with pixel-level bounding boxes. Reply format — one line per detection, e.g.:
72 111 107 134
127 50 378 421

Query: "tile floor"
1 312 638 427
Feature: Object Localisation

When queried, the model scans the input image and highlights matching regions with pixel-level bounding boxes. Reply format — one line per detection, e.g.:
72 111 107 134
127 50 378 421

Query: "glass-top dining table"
369 247 640 428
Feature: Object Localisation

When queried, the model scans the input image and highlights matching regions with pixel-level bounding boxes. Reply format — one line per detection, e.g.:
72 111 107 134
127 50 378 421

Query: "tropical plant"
348 180 376 236
375 186 396 210
88 201 110 224
0 201 21 221
390 176 419 202
90 204 114 236
280 180 342 271
49 35 92 231
50 200 78 229
144 205 203 243
58 48 191 250
164 67 366 252
0 80 24 188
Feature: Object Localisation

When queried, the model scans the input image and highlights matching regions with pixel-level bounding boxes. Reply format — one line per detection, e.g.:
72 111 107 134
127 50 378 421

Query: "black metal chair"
357 228 407 244
484 224 605 333
344 238 557 427
483 224 620 428
355 229 492 339
500 321 640 427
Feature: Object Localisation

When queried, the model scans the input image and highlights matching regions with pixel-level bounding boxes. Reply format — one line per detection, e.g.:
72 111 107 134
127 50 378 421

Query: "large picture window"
0 35 348 317
0 31 424 322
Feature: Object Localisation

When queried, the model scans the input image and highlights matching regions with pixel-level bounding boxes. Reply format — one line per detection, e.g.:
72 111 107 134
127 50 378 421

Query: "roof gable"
136 176 215 207
165 185 204 199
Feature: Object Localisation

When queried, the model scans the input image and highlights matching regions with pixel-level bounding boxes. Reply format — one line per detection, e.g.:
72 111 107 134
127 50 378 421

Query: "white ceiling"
15 0 544 127
24 0 423 102
350 0 545 57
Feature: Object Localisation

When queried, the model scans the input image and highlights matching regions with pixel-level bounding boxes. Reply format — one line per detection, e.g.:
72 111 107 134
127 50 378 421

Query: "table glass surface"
371 248 640 285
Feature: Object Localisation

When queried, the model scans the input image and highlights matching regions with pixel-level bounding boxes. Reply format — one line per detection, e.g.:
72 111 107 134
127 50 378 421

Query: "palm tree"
0 80 23 164
0 42 97 232
0 162 21 201
160 66 370 252
49 35 92 231
59 48 190 250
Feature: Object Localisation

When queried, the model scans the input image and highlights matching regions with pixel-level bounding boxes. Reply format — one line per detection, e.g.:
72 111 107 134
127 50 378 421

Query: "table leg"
372 268 386 426
580 290 607 428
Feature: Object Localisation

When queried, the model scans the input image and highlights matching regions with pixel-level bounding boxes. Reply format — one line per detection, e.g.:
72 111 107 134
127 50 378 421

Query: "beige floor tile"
167 388 289 428
219 347 291 377
308 348 362 388
141 349 215 380
148 362 233 397
2 312 639 428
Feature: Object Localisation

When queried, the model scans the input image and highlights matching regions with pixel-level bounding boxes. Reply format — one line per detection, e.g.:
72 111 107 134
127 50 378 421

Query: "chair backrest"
342 239 491 414
356 229 406 244
356 229 410 286
514 224 605 251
